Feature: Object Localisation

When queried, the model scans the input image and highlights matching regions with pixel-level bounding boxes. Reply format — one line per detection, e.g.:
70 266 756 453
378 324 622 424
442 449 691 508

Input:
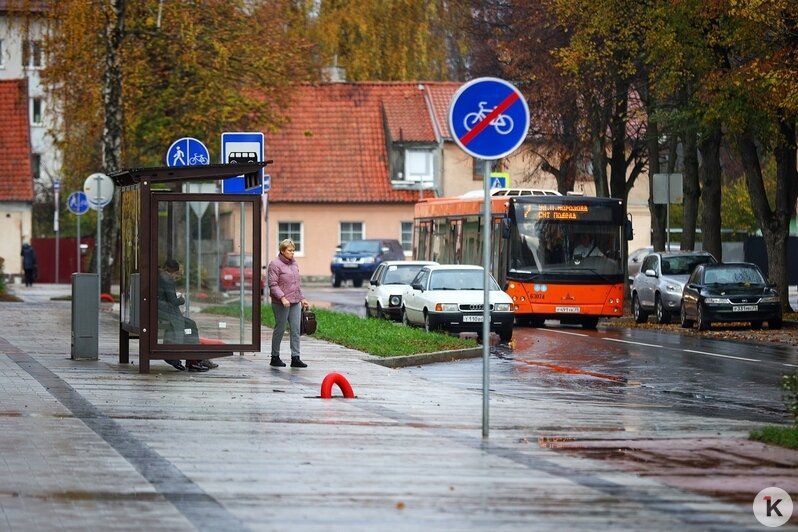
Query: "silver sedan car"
631 251 717 324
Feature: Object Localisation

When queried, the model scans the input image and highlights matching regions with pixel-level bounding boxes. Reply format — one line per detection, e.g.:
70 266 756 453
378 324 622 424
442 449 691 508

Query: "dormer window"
405 149 433 183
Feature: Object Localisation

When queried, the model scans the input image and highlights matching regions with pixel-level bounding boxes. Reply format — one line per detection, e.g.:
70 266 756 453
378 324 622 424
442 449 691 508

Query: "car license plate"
343 263 359 268
733 305 758 312
555 306 581 313
463 315 483 322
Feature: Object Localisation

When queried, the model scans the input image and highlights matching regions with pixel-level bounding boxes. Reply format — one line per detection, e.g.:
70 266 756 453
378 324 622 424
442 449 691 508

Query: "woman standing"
267 239 309 368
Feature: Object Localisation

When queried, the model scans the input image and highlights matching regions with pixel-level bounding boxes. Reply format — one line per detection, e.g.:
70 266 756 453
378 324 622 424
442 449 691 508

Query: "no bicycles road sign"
448 77 530 160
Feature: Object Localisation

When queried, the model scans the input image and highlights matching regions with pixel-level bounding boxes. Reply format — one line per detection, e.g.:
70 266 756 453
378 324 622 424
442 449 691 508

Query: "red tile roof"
266 82 459 203
0 79 33 202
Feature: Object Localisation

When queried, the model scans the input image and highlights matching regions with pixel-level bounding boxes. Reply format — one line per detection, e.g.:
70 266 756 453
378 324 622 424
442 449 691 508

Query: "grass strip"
203 303 477 357
750 426 798 449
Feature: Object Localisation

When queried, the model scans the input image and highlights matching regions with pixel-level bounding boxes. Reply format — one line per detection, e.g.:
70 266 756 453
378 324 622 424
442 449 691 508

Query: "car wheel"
401 307 411 327
770 316 783 330
353 278 363 288
423 311 434 333
680 303 694 328
376 303 385 320
697 304 711 331
632 293 648 323
750 320 763 330
582 317 599 330
332 275 342 288
498 326 513 343
365 302 372 318
655 294 670 324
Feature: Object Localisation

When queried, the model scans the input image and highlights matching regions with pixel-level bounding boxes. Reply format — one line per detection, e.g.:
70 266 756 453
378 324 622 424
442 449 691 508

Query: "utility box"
71 273 99 360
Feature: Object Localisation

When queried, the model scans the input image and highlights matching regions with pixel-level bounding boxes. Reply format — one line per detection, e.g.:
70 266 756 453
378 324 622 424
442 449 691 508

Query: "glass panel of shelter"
155 197 256 347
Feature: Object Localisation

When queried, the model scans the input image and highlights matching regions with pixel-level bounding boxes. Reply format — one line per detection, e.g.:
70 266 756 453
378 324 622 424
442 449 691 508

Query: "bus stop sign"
449 77 530 160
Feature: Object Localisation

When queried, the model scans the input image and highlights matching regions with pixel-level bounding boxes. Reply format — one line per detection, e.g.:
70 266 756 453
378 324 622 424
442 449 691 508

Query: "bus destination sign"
520 203 615 223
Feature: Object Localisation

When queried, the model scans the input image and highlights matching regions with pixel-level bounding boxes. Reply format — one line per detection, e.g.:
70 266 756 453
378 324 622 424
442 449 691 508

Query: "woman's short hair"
279 239 295 252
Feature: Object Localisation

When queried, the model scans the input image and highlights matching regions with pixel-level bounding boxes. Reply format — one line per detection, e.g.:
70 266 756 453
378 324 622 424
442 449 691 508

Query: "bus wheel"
582 317 599 330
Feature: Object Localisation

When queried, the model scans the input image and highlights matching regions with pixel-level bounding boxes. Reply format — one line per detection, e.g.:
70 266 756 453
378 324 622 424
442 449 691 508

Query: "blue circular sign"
67 191 89 215
166 137 210 167
448 77 530 160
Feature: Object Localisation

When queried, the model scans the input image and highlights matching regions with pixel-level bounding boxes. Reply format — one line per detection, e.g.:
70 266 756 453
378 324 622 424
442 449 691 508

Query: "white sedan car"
401 264 514 342
365 260 437 320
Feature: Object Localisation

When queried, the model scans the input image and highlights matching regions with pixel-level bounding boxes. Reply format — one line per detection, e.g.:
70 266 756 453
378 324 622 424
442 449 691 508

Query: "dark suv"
331 239 405 287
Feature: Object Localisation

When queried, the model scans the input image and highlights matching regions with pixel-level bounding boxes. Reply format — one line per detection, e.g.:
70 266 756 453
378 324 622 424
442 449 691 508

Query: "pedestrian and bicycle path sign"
448 77 530 160
166 137 209 167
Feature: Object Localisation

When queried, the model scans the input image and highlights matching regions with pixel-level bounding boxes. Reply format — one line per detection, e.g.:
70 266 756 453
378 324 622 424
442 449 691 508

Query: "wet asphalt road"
306 286 795 426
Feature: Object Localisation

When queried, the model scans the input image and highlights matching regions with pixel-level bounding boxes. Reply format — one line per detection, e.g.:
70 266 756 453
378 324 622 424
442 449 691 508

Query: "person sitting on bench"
157 259 215 372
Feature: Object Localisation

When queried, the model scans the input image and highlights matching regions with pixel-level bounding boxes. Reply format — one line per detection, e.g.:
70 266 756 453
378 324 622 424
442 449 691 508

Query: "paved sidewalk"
0 284 791 530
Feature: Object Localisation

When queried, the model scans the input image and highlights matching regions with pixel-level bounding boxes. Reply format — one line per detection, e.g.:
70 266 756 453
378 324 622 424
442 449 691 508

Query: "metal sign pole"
76 213 81 273
54 182 60 284
95 175 102 300
482 159 491 439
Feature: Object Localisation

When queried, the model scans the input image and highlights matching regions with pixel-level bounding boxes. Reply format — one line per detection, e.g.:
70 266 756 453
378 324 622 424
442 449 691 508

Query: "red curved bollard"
199 337 226 345
100 293 114 303
320 372 355 399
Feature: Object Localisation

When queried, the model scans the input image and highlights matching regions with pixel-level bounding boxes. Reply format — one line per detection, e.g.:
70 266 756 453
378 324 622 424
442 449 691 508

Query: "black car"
680 262 782 330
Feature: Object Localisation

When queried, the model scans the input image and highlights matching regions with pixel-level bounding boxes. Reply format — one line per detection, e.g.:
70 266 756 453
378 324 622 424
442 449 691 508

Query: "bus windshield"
508 203 623 279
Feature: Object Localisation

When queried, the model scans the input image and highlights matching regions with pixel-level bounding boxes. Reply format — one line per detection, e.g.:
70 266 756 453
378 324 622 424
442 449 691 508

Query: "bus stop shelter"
110 163 265 373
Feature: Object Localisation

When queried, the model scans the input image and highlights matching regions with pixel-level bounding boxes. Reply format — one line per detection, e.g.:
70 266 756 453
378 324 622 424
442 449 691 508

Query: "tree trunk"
608 82 627 201
698 125 722 261
681 129 700 251
738 123 795 313
99 0 125 294
647 116 667 251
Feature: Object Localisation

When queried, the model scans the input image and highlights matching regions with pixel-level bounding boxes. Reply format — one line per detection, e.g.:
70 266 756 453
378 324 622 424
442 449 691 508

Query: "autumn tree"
303 0 466 81
42 0 316 291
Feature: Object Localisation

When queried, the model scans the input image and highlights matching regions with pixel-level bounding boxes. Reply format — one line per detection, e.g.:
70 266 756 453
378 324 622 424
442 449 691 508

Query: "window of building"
0 39 5 68
31 97 42 125
31 154 41 179
405 149 433 183
339 222 363 244
401 221 413 253
22 40 43 69
277 222 302 254
473 159 495 181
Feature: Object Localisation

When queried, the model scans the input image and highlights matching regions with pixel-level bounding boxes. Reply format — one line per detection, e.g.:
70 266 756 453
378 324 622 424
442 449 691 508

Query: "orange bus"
413 194 631 328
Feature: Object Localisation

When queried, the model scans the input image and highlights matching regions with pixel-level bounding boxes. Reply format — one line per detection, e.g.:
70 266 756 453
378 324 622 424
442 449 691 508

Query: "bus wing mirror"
501 217 511 239
624 217 634 241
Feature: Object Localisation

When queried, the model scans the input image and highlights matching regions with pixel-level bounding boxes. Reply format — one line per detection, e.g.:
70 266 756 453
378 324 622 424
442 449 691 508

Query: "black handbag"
300 308 317 335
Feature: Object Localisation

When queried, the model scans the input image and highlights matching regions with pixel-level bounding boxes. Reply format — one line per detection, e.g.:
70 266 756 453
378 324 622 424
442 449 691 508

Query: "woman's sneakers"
270 356 287 367
200 359 219 369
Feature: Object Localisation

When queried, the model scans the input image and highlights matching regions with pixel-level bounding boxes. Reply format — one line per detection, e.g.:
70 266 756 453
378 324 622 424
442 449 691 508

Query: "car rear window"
226 254 253 268
384 265 423 284
343 240 380 253
662 255 715 275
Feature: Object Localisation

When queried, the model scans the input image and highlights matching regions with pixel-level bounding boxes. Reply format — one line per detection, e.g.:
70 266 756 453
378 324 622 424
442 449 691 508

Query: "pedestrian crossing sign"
489 172 510 189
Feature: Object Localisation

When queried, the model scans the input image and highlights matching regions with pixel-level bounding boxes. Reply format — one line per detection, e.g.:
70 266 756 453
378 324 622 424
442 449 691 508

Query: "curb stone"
368 347 483 368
